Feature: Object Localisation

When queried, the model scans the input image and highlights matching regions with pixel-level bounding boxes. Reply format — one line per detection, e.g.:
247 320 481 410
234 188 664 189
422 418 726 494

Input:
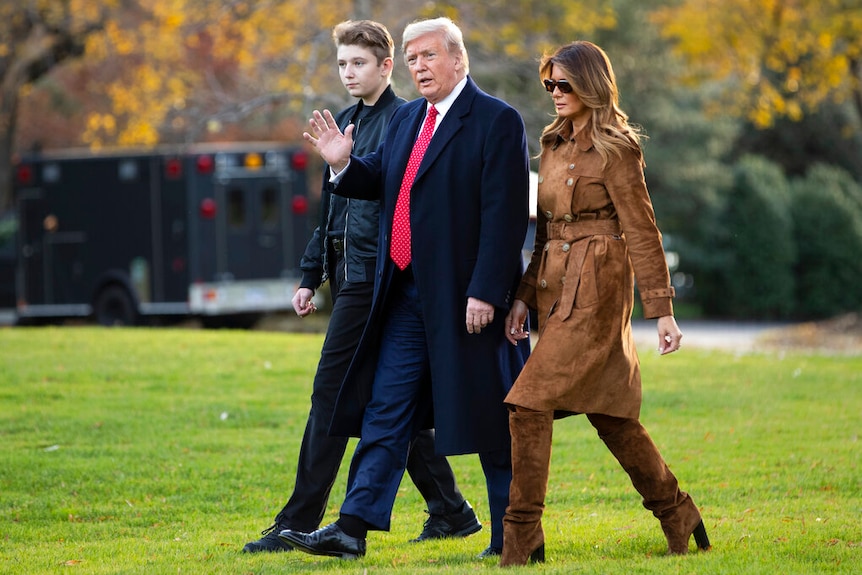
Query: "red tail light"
165 158 183 179
200 198 217 219
291 150 308 171
291 195 308 215
16 164 33 185
196 155 214 174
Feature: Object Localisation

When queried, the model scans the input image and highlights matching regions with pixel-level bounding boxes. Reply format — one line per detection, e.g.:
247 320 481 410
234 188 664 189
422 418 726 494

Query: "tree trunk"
0 61 23 211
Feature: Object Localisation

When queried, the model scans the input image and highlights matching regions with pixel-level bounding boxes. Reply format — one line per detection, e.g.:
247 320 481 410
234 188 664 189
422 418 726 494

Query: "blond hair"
539 41 643 166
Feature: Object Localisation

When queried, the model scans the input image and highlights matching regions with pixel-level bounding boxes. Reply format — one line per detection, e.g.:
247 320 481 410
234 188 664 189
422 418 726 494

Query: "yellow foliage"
83 113 118 146
450 0 614 63
14 0 629 150
118 119 159 147
652 0 862 124
106 21 136 56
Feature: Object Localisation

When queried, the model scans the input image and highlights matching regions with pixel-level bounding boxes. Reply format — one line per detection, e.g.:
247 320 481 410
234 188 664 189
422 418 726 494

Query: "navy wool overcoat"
330 77 531 456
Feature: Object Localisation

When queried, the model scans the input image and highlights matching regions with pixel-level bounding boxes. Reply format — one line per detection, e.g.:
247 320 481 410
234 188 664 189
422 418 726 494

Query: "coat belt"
546 219 621 241
545 219 621 321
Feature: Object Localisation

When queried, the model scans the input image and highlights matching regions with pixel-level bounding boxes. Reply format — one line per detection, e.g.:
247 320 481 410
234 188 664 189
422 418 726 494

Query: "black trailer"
11 143 311 327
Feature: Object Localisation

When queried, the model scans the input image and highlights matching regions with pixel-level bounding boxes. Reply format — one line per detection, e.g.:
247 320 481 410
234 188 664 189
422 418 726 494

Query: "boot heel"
529 544 545 563
692 520 711 551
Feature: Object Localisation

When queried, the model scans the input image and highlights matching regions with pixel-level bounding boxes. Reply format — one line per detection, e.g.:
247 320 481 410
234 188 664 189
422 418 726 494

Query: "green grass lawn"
1 327 860 574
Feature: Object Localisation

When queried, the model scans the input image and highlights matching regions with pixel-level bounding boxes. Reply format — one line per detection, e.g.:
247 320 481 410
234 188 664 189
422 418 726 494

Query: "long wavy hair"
538 41 643 167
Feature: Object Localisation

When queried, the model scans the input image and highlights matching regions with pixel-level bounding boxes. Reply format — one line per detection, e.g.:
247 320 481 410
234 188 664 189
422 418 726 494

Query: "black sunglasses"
543 79 573 94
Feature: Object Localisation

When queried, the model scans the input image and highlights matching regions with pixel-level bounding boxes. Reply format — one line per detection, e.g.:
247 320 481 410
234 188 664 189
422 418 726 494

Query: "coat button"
563 214 573 222
544 243 550 252
538 175 544 183
544 210 553 219
561 243 570 252
566 177 574 186
569 163 575 170
540 279 547 289
561 276 566 284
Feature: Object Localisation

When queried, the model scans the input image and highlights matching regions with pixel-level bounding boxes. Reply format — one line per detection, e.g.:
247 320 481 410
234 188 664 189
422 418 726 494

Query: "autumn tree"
0 0 119 209
409 0 616 156
652 0 862 128
15 0 619 162
74 0 348 148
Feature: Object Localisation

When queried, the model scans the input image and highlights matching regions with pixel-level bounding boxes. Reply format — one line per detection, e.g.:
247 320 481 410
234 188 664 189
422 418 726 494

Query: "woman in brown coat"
500 41 711 566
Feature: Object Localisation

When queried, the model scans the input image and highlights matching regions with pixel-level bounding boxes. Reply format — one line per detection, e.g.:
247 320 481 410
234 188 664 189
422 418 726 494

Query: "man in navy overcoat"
279 16 530 560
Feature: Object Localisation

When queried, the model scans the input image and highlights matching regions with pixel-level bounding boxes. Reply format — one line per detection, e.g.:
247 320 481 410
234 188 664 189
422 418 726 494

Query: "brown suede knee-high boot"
501 408 553 567
589 414 710 555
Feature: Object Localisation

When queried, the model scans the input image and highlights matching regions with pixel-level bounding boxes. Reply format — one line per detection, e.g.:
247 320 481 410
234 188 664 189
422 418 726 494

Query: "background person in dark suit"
242 19 480 554
279 16 531 560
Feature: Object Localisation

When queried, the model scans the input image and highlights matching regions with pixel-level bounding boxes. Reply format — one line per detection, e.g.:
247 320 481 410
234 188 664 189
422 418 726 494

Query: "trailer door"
17 193 47 305
215 178 287 280
18 192 90 308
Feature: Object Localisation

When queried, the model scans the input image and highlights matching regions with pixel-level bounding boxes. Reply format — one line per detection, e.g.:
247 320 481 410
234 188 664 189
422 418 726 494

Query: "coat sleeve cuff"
299 271 322 291
640 287 675 319
515 282 537 310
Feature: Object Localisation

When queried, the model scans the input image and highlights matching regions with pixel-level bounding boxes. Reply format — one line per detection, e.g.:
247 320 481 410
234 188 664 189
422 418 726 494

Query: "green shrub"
790 164 862 318
716 156 796 318
670 169 734 318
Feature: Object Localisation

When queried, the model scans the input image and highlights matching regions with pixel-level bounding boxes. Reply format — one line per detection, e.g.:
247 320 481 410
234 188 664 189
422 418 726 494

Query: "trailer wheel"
94 286 138 327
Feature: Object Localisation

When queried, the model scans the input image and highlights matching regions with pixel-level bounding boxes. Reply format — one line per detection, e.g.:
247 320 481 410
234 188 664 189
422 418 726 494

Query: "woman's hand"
505 299 531 346
657 315 682 354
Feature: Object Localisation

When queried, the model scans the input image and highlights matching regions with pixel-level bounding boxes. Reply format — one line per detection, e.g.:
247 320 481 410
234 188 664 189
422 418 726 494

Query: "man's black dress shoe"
242 522 293 553
278 523 366 560
477 545 502 559
410 501 482 542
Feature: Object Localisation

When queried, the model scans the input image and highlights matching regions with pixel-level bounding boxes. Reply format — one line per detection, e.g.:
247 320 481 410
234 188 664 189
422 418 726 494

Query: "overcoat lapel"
414 81 476 183
391 104 423 180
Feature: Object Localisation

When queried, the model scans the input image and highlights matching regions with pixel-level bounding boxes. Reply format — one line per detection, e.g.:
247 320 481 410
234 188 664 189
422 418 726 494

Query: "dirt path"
633 314 862 355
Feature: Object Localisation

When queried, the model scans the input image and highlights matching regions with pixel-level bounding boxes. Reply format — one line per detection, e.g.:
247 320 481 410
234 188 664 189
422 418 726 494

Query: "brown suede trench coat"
505 126 674 419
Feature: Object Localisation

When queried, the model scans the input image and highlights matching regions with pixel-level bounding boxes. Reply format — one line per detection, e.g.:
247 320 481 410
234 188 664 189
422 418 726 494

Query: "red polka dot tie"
391 105 438 270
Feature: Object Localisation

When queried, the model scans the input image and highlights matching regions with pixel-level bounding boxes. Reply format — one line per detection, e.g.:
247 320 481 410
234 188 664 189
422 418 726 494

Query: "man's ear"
452 53 464 73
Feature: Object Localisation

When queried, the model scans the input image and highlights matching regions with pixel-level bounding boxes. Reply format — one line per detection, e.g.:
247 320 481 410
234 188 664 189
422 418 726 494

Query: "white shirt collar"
425 76 468 128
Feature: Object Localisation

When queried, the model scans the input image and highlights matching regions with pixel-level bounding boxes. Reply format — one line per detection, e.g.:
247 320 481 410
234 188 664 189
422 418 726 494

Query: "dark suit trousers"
339 270 511 548
275 262 465 532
